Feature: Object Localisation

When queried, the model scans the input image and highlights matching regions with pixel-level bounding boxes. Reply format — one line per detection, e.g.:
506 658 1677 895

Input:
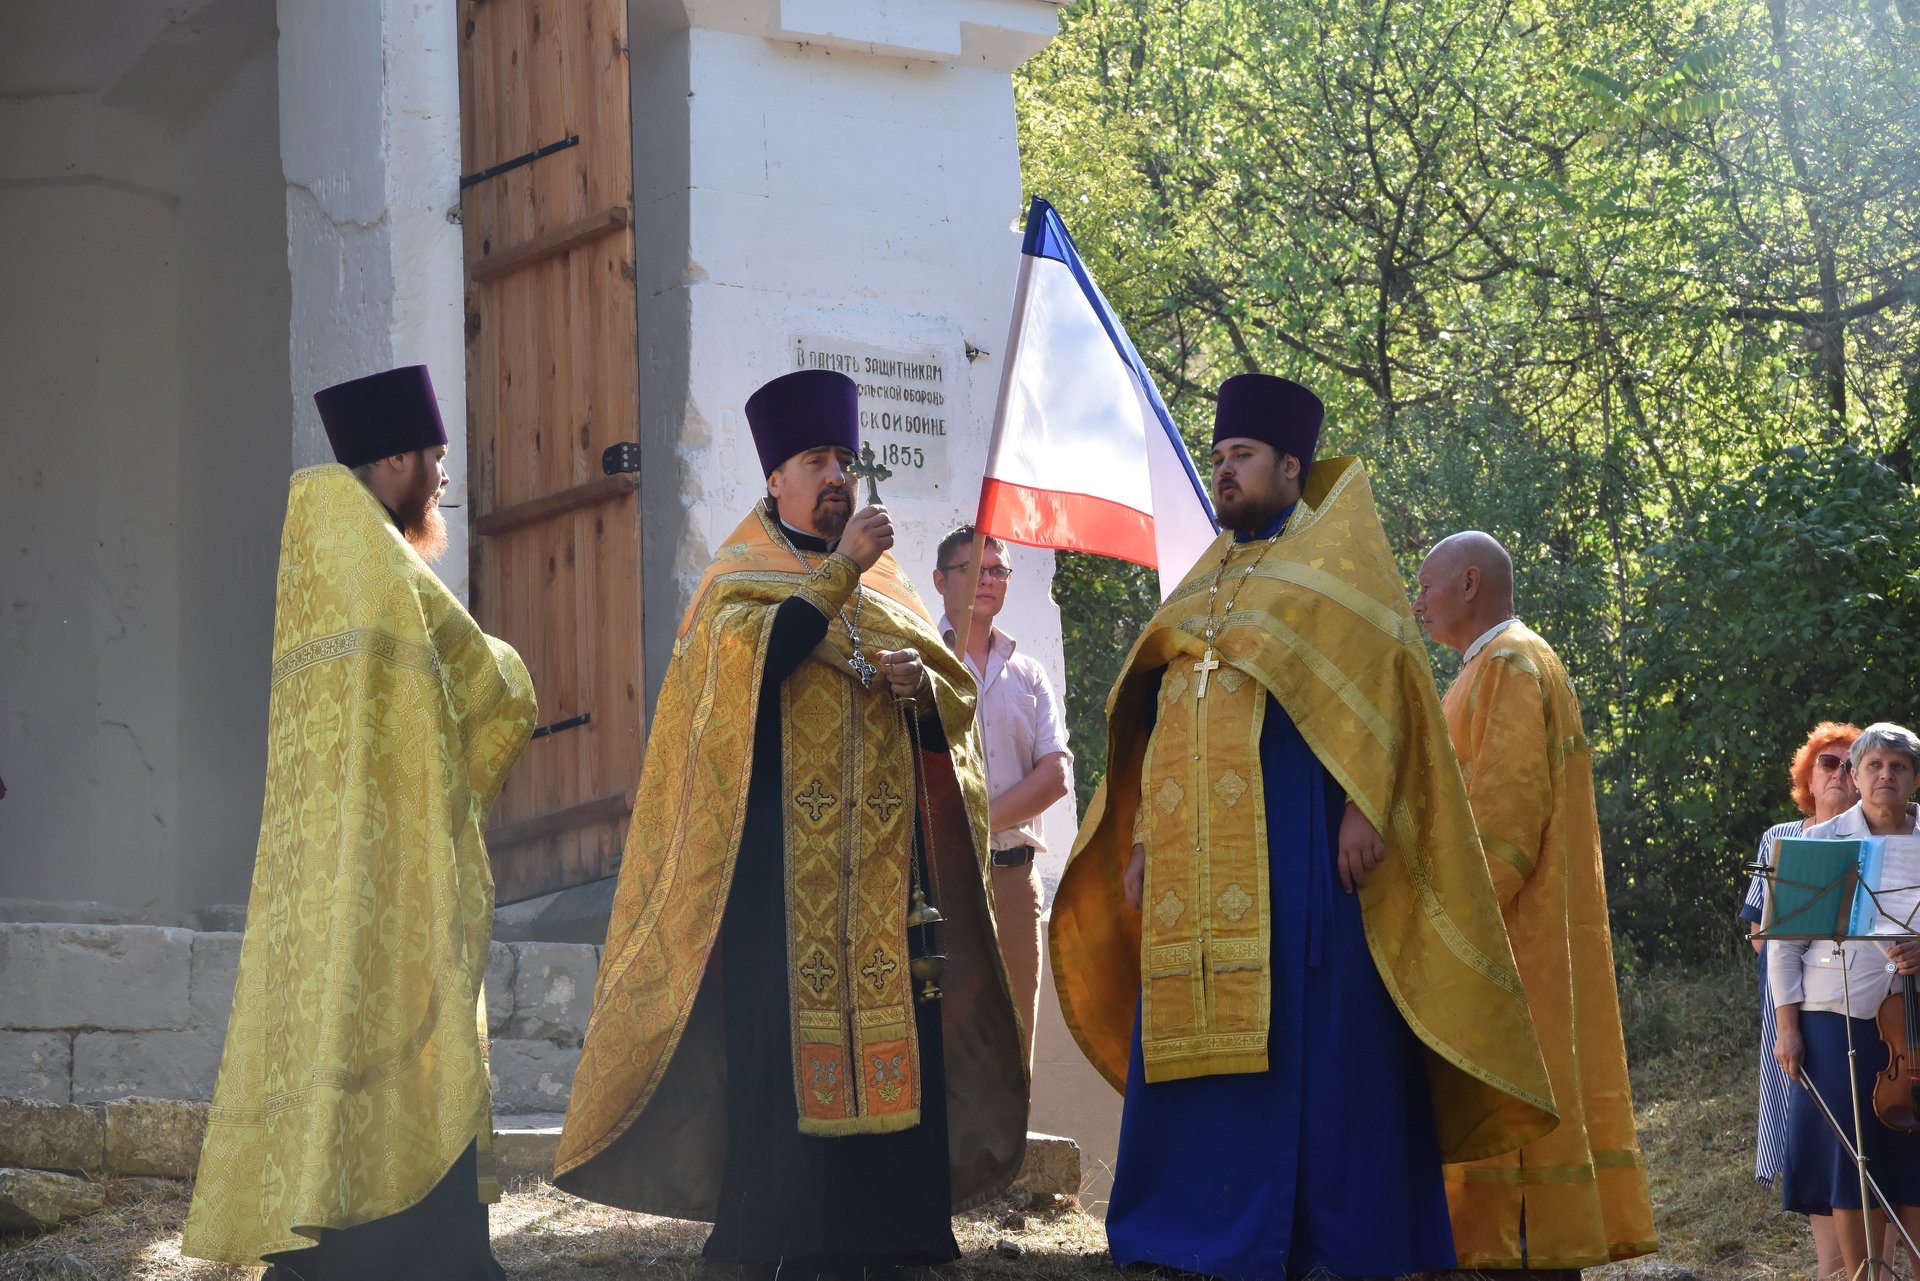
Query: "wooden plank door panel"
458 0 643 904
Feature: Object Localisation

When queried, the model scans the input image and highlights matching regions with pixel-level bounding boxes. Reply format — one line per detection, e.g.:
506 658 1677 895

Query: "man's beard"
812 488 852 538
1216 489 1288 536
398 482 449 563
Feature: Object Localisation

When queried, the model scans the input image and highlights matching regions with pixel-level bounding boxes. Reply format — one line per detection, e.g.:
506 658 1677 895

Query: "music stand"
1757 836 1920 1280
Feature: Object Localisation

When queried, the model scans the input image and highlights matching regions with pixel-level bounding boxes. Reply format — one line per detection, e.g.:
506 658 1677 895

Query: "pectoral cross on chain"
850 441 893 506
1193 648 1221 699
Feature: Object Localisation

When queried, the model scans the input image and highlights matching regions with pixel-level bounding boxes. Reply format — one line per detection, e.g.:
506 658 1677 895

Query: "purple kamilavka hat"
313 365 448 470
1212 374 1325 475
746 369 859 476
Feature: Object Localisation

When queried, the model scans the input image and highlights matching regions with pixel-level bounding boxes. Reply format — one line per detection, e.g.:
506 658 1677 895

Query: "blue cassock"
1105 512 1456 1281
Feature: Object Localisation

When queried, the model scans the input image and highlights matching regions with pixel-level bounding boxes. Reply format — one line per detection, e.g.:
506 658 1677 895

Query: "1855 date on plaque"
793 335 952 495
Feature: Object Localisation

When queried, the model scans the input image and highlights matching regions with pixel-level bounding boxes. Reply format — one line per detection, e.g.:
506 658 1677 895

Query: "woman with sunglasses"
1770 722 1920 1280
1741 721 1859 1275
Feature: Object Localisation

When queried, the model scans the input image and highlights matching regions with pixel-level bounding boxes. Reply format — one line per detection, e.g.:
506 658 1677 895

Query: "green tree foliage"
1020 0 1920 957
1608 446 1920 954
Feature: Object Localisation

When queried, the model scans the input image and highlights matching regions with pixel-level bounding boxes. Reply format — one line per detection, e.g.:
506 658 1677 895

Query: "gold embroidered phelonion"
1191 517 1289 700
773 522 876 689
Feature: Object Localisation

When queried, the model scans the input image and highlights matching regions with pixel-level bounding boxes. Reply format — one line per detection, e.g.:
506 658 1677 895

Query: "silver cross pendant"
849 649 878 690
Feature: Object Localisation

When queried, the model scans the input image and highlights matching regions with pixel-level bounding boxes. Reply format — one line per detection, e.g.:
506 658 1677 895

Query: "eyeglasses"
940 562 1012 582
1815 753 1849 772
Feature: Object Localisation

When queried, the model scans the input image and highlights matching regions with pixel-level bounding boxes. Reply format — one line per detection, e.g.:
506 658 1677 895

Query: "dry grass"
1591 958 1822 1281
0 1178 1107 1281
0 960 1855 1280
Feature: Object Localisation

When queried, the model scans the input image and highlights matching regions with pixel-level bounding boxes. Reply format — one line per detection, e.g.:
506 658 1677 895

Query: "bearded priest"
182 366 536 1279
554 369 1026 1274
1050 374 1557 1280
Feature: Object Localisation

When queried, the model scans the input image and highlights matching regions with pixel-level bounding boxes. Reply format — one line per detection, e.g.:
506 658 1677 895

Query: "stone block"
491 1116 563 1182
72 1030 221 1103
0 1030 71 1100
1010 1131 1080 1200
103 1098 209 1177
0 924 192 1031
488 1039 581 1115
0 1100 104 1172
506 942 599 1045
188 932 242 1034
0 899 188 928
485 941 516 1036
491 879 615 944
191 904 248 933
0 1168 105 1230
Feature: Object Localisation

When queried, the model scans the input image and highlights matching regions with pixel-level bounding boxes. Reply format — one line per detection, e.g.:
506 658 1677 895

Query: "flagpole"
955 214 1040 661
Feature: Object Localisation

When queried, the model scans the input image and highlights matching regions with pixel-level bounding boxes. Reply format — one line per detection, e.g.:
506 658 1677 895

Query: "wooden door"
457 0 643 905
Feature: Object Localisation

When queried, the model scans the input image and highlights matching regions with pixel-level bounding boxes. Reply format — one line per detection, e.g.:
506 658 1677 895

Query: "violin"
1875 970 1920 1131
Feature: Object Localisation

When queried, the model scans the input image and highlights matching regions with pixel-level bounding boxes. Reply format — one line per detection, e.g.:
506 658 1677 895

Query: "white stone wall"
0 98 185 913
0 922 600 1119
173 44 293 913
0 23 290 916
632 0 1079 866
277 0 471 596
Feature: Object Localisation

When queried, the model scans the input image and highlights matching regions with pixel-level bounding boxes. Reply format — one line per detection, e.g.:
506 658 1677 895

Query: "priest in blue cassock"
1051 375 1555 1279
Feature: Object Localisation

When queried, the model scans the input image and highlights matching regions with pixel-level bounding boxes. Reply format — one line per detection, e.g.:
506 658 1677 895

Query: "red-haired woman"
1742 721 1860 1276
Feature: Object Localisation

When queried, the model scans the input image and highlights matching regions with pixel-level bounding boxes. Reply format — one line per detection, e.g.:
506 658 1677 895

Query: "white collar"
1820 801 1920 840
1462 618 1520 666
938 613 1014 661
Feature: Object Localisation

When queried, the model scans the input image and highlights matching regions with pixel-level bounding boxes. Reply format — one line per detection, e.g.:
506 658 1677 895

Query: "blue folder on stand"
1761 836 1920 939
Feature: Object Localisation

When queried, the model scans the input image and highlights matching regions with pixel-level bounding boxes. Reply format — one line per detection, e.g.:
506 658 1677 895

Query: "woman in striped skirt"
1743 721 1859 1277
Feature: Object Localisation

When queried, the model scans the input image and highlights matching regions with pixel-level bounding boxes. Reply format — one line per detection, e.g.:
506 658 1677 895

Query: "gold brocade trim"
1593 1147 1647 1168
579 598 772 1156
794 553 861 619
1548 730 1591 770
1447 1160 1597 1185
1139 656 1272 1081
182 466 535 1265
1391 799 1528 1003
780 642 921 1135
270 628 439 687
1246 561 1424 646
1480 830 1536 880
1485 647 1543 681
1268 457 1363 538
1241 612 1401 761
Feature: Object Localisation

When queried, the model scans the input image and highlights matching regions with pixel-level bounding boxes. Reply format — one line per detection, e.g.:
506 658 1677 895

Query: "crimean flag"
974 196 1217 598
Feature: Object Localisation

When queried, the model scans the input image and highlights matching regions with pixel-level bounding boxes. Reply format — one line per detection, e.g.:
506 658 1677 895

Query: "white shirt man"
934 526 1072 1069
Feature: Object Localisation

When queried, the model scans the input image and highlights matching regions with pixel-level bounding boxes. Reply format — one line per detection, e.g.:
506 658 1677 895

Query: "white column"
277 0 471 597
633 0 1073 870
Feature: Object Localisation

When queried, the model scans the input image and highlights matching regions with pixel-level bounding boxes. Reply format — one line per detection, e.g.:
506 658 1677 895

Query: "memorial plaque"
793 334 953 496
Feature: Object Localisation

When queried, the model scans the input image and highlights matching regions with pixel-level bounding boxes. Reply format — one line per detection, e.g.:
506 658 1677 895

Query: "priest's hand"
875 647 928 702
840 505 894 572
1124 843 1146 912
1337 801 1386 893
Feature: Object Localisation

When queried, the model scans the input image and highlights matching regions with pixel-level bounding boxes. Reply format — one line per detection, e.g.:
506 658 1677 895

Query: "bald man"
1414 533 1656 1277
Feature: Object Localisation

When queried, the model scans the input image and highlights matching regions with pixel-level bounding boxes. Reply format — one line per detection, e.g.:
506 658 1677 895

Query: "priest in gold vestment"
555 370 1026 1272
1415 531 1656 1275
183 367 535 1279
1052 375 1556 1280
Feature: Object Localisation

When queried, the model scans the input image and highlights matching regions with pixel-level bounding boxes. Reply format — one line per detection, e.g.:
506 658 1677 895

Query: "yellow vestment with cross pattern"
183 466 535 1265
554 504 1027 1215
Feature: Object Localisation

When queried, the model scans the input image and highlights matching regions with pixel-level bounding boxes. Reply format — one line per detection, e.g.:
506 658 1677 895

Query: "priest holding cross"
1050 373 1556 1279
